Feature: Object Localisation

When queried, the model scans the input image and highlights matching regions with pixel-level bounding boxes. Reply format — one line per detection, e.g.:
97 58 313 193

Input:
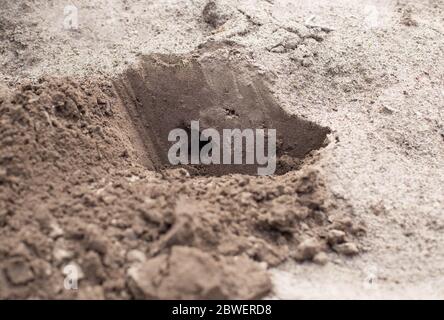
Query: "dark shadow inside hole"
180 123 213 158
114 50 331 176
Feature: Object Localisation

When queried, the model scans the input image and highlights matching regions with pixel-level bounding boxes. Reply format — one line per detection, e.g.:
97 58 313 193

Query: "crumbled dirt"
0 0 443 300
0 61 362 299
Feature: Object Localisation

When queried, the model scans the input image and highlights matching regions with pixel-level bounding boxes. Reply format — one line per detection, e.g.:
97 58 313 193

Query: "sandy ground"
0 0 443 299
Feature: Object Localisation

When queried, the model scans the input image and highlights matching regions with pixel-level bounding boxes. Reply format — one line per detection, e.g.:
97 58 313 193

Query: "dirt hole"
114 50 330 176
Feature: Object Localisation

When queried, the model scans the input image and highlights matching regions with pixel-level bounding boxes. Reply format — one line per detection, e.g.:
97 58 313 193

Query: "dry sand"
0 0 443 299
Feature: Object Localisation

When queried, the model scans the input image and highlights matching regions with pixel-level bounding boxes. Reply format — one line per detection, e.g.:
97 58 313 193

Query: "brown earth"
0 57 363 299
0 0 443 299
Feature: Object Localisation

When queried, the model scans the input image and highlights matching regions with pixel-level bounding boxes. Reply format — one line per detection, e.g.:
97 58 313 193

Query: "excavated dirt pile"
0 44 364 299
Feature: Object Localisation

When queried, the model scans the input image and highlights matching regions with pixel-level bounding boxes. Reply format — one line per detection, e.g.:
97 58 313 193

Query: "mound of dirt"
0 44 364 299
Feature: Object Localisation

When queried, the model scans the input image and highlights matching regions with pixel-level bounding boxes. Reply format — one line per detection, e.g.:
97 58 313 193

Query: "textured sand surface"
0 0 443 299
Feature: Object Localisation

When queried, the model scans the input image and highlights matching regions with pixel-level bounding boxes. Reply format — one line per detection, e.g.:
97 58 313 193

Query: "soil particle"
292 238 324 262
313 252 329 265
127 246 271 300
126 250 146 264
82 251 107 284
327 229 346 246
202 0 234 29
333 242 359 256
4 260 35 286
53 247 73 263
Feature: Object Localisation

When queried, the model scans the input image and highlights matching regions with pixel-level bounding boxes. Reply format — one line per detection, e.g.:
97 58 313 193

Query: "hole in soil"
114 51 330 176
180 122 213 158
